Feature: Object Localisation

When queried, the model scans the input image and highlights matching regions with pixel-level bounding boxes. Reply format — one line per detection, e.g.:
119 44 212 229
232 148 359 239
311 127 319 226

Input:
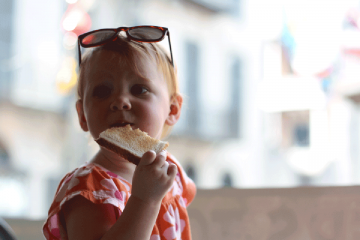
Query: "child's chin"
101 146 120 155
101 146 114 154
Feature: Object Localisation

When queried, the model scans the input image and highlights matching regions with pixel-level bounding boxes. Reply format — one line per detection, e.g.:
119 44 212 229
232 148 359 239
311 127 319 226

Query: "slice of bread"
95 124 169 165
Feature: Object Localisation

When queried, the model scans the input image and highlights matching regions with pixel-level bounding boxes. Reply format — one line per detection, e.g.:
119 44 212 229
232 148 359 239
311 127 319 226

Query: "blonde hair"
77 36 180 139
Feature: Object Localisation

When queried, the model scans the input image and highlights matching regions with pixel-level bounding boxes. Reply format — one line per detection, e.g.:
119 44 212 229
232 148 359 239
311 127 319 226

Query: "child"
43 26 197 240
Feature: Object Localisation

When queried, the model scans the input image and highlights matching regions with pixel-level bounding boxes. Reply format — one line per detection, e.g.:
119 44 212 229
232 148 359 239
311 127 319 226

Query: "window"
0 139 9 168
298 174 312 186
185 163 197 184
180 45 242 140
0 0 14 100
228 56 242 138
222 172 233 187
282 111 310 148
185 41 200 136
202 56 242 139
293 124 309 146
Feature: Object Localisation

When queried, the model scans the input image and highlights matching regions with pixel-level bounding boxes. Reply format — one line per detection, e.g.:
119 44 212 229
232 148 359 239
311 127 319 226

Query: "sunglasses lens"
82 30 116 46
128 27 164 41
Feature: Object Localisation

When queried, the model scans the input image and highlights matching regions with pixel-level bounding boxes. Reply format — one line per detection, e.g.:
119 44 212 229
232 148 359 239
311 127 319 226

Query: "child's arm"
62 150 177 240
62 193 162 240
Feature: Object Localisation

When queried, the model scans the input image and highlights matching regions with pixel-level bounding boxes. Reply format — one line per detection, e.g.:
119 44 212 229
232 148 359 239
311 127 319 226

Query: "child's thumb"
138 150 156 166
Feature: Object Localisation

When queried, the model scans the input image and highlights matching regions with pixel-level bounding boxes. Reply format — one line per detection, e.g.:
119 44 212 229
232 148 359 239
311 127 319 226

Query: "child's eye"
131 85 148 95
92 85 112 98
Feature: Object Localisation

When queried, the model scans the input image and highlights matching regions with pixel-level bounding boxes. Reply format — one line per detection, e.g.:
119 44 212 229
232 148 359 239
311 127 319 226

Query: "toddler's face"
78 49 173 140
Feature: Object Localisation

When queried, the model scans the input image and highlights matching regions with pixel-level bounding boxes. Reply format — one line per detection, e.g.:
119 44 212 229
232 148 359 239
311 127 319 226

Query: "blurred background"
1 0 360 235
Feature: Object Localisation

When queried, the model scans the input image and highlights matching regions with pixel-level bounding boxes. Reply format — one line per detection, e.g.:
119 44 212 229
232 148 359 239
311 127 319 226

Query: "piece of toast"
95 125 169 165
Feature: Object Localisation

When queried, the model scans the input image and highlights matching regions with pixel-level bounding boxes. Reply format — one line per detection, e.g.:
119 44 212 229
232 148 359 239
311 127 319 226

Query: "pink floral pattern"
150 234 161 240
162 205 186 240
43 154 196 240
92 178 127 210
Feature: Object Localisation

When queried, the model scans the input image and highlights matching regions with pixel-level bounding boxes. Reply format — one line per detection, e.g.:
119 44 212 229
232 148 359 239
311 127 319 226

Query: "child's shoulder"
59 162 132 192
49 162 132 217
44 162 128 240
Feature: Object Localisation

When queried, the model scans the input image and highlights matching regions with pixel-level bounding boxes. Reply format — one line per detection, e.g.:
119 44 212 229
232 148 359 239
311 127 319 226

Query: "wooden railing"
4 186 360 240
187 186 360 239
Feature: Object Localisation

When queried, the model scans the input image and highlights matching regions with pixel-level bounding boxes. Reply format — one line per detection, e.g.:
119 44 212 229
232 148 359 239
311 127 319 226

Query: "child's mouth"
110 122 133 128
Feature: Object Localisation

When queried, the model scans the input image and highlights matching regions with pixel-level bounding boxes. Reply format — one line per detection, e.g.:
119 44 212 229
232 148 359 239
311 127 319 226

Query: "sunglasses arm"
167 32 174 67
78 38 82 66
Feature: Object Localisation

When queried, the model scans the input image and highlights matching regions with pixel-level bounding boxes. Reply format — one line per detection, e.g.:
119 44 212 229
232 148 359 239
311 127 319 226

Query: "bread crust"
96 138 142 165
95 125 169 165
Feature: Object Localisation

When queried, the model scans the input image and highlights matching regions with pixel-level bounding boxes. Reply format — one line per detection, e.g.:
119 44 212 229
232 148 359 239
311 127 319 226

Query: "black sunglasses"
77 25 174 67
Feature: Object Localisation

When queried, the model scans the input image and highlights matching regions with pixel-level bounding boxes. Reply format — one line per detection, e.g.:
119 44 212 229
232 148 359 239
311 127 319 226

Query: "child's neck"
90 149 136 184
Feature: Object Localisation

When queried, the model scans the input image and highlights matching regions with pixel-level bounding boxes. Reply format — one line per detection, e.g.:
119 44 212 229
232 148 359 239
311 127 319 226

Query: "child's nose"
110 96 131 111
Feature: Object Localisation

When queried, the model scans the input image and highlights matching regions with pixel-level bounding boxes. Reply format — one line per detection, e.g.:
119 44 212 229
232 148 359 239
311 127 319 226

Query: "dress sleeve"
43 164 131 240
166 154 197 207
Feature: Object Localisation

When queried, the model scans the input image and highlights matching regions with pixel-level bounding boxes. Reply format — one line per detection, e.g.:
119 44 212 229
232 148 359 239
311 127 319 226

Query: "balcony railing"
174 108 241 140
183 0 240 16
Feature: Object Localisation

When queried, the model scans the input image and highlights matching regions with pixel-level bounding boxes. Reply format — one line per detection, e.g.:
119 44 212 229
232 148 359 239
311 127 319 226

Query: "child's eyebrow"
90 70 153 84
136 75 152 83
92 70 114 80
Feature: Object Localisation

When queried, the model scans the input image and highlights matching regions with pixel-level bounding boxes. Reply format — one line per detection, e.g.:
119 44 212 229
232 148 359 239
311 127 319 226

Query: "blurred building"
258 2 360 187
1 0 360 220
0 0 69 219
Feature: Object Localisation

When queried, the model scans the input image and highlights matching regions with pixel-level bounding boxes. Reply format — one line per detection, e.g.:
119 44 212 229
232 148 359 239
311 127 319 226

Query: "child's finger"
167 163 177 177
138 150 156 166
160 160 169 171
152 150 167 168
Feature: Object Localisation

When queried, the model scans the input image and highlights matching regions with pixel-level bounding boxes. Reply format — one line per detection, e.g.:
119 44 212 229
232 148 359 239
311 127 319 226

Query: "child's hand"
131 150 177 204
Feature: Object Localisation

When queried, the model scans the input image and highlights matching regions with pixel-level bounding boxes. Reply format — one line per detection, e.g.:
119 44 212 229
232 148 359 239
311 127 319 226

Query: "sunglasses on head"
77 25 174 67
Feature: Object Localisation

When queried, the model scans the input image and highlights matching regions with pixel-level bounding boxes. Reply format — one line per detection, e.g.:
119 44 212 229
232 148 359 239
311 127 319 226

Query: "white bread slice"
95 124 169 165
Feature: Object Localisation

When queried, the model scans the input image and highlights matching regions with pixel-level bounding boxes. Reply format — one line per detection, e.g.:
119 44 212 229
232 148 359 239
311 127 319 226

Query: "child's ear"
166 94 183 126
76 100 89 132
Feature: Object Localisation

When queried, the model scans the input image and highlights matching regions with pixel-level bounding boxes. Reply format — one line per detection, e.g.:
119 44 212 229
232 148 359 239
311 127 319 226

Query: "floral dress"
43 153 197 240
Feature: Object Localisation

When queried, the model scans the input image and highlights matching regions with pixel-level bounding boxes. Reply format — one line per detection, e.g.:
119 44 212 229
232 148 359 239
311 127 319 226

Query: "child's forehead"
89 49 156 69
84 49 165 84
87 49 129 68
